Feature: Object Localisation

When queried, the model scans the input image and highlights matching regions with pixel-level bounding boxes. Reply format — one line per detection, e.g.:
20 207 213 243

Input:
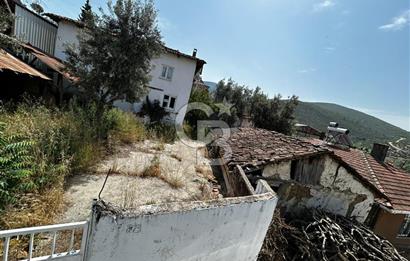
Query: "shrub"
147 122 177 143
140 97 170 123
106 108 146 144
0 122 34 208
0 102 147 208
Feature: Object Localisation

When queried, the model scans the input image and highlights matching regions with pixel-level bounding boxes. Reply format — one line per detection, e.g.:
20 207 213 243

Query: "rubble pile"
258 210 407 261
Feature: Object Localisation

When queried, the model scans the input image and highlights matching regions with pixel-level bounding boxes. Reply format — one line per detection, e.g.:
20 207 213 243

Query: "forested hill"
294 102 410 147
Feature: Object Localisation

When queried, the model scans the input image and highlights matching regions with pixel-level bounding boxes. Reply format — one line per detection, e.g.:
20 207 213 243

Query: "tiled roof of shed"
331 146 410 213
307 138 410 213
217 128 330 169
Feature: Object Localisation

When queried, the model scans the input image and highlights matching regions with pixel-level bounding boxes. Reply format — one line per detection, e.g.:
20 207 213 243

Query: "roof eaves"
43 13 84 27
163 46 206 64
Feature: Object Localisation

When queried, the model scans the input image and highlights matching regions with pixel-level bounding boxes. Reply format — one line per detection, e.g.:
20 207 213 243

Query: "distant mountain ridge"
294 102 410 147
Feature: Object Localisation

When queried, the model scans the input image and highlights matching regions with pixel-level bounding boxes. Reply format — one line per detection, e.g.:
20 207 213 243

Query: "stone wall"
264 155 374 223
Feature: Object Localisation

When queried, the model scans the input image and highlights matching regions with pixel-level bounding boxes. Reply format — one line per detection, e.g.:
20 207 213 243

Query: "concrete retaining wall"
85 180 277 261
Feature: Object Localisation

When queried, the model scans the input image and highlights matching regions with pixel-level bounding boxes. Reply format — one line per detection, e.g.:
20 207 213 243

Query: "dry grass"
198 183 214 201
195 165 215 181
140 157 184 189
121 179 138 208
0 188 65 230
141 157 161 178
0 188 66 261
161 173 184 189
151 143 165 151
171 154 182 162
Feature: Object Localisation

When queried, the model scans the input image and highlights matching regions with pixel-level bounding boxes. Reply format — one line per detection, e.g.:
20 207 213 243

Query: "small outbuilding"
213 127 410 255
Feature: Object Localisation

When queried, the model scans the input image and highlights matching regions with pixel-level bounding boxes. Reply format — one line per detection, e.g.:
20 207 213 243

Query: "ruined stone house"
213 127 410 253
310 139 410 253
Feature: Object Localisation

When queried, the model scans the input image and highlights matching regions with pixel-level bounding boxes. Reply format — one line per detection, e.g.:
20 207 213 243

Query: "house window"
160 65 174 80
398 215 410 237
162 95 176 110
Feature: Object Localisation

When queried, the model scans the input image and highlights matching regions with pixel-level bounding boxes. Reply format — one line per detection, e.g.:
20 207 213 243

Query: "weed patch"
140 157 184 189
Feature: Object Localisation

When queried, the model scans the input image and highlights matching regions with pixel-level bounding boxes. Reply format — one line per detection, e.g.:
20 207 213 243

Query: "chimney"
371 143 389 163
192 48 197 57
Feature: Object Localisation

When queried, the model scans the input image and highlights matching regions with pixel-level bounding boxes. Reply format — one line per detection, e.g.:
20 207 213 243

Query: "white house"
44 13 206 125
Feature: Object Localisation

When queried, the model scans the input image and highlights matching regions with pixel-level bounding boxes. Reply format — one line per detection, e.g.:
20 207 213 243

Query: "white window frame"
398 214 410 238
160 65 174 81
162 95 177 110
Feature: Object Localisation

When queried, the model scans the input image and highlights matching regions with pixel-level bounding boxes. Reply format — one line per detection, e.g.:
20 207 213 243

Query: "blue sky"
37 0 409 130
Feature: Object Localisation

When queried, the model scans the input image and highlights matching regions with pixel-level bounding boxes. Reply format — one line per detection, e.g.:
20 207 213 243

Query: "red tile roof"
0 48 50 80
308 139 410 213
218 128 330 169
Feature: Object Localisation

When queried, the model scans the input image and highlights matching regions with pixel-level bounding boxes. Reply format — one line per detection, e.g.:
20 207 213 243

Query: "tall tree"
78 0 93 23
65 0 163 128
213 79 299 135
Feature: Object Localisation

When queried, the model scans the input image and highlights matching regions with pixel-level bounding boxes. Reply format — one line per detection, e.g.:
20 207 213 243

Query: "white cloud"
298 68 317 74
313 0 336 12
324 46 336 52
379 10 410 32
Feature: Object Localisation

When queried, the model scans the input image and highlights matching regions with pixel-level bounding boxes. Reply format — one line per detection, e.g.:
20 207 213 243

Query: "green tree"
213 79 299 135
78 0 93 23
185 85 216 136
65 0 163 132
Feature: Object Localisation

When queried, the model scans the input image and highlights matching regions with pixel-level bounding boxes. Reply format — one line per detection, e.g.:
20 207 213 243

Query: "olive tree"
65 0 163 124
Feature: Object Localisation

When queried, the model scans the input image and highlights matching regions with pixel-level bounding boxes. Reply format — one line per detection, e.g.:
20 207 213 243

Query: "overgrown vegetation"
185 79 299 137
0 101 146 228
140 97 170 123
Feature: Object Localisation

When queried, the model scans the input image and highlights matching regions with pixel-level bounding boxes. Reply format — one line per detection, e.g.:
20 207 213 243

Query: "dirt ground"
58 139 217 223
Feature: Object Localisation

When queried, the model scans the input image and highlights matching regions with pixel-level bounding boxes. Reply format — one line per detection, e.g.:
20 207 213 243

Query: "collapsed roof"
216 127 330 169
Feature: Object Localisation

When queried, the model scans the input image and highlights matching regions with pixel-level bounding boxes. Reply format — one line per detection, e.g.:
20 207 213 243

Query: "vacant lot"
59 139 218 223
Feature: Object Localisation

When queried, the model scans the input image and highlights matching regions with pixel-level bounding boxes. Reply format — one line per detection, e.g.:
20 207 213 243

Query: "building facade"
45 14 205 125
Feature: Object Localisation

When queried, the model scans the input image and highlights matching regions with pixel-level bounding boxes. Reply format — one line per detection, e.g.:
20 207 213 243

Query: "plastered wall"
265 155 374 223
85 181 277 261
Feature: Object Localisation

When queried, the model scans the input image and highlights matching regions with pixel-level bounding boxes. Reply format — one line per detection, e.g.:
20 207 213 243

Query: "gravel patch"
59 139 216 223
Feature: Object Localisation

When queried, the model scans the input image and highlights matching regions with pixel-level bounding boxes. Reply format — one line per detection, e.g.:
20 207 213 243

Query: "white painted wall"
54 21 80 61
86 182 277 261
55 19 198 125
113 53 198 125
148 53 197 125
